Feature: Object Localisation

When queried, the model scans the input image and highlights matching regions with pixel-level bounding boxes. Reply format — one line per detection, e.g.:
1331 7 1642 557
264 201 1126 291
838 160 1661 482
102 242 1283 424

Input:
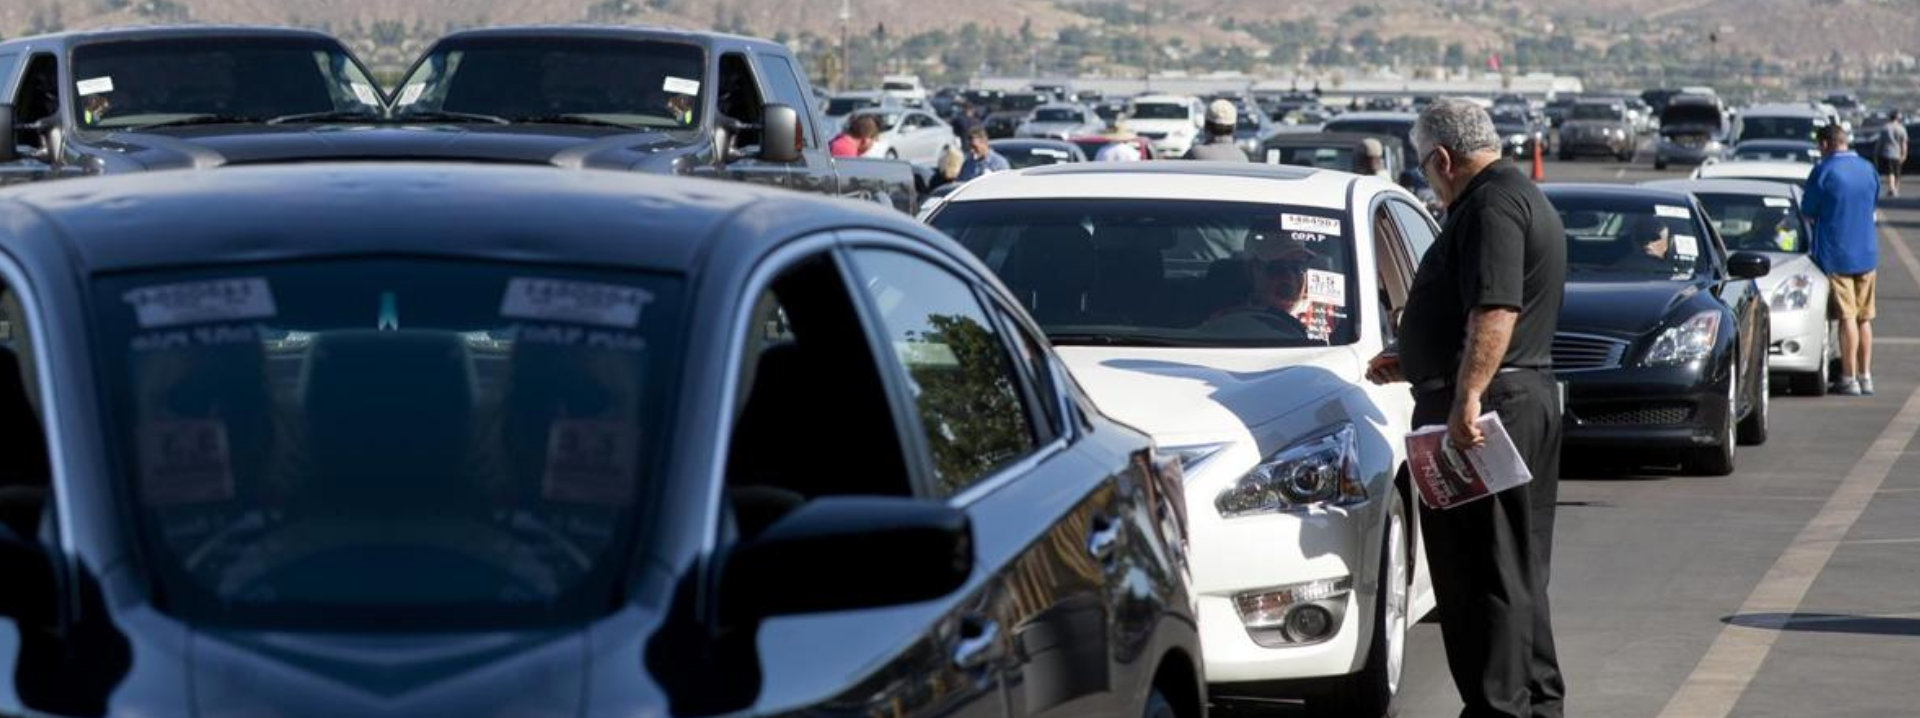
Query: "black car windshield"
1694 192 1808 253
995 144 1079 168
1325 119 1413 144
1270 145 1357 170
1571 104 1621 120
828 97 880 115
1663 105 1722 128
393 37 705 129
1553 196 1714 280
93 260 681 630
932 199 1358 347
1002 94 1044 112
1130 102 1190 120
1732 145 1817 163
1737 116 1817 142
72 37 383 129
1033 108 1082 122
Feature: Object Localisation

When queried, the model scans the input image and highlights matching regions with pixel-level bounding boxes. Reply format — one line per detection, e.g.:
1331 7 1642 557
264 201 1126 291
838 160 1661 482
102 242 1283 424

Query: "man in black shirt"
1367 98 1568 718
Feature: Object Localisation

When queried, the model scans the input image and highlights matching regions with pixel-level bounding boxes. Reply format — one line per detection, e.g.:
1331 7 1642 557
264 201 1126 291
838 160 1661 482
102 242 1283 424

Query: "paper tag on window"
1672 234 1700 258
124 278 276 329
1265 148 1281 164
350 83 379 106
77 76 114 96
541 420 639 505
139 420 235 506
397 84 426 106
1282 213 1340 235
663 76 701 96
501 278 652 329
1655 205 1691 219
1764 196 1791 208
1306 269 1346 304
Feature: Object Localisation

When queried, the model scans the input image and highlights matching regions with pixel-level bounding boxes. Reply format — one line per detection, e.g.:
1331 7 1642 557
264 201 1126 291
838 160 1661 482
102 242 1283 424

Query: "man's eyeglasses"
1417 147 1442 182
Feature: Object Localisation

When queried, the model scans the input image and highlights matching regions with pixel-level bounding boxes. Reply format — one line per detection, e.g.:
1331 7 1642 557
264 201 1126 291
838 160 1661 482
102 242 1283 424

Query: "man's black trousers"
1412 368 1565 718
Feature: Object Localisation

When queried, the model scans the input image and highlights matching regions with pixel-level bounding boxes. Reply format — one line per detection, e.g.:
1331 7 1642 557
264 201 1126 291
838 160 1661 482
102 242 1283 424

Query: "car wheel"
1307 490 1408 718
1686 370 1738 476
1559 150 1574 161
1143 686 1178 718
885 149 898 160
1655 157 1669 171
1739 359 1770 446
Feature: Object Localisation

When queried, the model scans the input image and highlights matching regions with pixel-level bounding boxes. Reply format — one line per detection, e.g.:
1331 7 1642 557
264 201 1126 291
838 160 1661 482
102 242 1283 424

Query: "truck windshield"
91 259 682 630
72 37 383 129
393 36 705 129
1033 108 1081 122
1130 102 1189 120
1737 116 1817 143
1663 105 1722 128
1571 105 1620 120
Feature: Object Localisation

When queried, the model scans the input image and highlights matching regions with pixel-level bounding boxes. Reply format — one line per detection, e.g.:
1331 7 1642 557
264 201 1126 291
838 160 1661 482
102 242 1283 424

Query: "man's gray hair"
1412 98 1502 157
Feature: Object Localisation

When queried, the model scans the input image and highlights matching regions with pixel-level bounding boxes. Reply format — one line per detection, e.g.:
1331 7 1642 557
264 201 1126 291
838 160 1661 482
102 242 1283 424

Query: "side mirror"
0 104 15 162
1727 251 1772 279
721 496 971 624
759 104 803 164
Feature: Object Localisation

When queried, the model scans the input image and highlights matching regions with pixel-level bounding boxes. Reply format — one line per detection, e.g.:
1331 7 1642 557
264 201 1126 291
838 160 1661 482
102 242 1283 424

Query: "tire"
1739 359 1769 446
885 149 898 160
1685 370 1738 476
1143 687 1178 718
1307 490 1409 718
1559 150 1575 162
1655 157 1669 171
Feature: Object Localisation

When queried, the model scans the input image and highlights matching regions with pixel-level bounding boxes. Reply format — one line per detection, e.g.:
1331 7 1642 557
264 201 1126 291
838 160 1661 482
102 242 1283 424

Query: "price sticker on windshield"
1655 205 1692 220
1764 197 1791 208
349 83 380 106
1306 269 1346 304
1672 234 1700 259
1282 213 1341 236
139 419 235 506
77 76 114 96
502 278 653 329
663 76 701 96
542 419 639 505
124 278 277 329
397 84 426 106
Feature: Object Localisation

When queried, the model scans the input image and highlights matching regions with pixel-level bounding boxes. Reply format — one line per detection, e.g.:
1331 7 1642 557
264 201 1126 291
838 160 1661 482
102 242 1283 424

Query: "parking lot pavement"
1392 160 1920 718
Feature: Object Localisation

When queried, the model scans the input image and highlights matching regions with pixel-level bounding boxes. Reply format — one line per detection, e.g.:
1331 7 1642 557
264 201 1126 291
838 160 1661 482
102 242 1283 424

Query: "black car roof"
0 164 915 275
1 25 341 48
1542 183 1696 204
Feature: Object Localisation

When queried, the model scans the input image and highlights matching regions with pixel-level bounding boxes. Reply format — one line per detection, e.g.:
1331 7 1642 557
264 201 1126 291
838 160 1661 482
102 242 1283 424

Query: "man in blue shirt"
1803 123 1881 395
956 127 1010 182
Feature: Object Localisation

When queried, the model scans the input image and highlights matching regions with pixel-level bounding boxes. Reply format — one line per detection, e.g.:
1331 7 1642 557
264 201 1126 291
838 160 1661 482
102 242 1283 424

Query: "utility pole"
839 0 851 91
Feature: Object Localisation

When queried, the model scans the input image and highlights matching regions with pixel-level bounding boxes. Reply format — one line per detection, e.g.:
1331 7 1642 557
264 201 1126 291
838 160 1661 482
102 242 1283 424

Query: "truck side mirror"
0 105 17 163
758 104 802 164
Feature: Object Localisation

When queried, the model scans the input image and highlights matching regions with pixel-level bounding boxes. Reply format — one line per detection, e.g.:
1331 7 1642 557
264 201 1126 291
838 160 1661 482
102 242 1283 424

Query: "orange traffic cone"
1531 137 1545 182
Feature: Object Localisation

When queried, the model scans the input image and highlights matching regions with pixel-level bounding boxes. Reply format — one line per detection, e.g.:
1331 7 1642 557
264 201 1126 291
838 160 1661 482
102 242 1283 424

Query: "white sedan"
1690 158 1813 186
850 108 959 165
927 162 1438 715
1647 178 1837 394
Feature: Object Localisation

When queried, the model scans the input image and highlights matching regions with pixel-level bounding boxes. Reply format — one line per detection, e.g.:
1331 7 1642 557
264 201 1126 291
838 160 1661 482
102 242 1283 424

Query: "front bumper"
1559 363 1730 448
1145 135 1195 157
1187 472 1383 684
1563 134 1630 155
1768 310 1829 373
1657 142 1722 164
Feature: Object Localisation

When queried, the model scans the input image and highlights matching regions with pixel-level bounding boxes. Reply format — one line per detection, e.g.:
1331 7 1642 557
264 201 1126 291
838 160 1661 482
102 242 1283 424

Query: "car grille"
1576 404 1694 426
1671 133 1709 148
1552 333 1629 371
1136 131 1168 140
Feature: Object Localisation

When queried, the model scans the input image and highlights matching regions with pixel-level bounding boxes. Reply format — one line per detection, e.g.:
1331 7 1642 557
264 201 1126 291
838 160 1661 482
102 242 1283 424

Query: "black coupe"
1543 185 1773 475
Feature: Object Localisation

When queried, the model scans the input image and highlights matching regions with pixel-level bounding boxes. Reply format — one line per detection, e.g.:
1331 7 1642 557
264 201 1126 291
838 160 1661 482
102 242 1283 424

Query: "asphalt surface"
1386 154 1920 718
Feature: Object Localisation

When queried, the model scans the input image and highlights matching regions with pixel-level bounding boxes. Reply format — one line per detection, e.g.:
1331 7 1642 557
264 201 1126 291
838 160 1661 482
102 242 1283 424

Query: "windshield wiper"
512 114 641 129
266 109 385 125
392 109 511 125
133 114 265 130
1047 332 1197 347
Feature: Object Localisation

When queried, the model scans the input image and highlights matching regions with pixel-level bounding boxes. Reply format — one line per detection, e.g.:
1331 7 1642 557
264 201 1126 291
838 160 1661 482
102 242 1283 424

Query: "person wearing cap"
1185 99 1249 162
1094 120 1144 162
1200 232 1316 339
1360 137 1393 180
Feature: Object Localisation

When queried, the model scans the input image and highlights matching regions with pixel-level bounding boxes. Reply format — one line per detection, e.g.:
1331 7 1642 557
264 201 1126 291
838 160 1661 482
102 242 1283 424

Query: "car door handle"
953 615 1001 670
1087 516 1122 561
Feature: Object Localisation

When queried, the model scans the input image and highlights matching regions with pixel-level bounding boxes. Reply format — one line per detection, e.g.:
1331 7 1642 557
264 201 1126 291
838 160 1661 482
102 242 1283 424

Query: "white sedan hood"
1056 345 1362 443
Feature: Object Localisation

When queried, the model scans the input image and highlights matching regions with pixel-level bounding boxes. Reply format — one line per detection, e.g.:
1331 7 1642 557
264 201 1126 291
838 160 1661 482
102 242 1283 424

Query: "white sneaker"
1835 378 1863 396
1861 376 1876 395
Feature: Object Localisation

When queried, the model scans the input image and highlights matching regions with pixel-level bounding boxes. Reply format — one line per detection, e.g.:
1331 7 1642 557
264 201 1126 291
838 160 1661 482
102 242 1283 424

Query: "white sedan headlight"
1770 273 1814 311
1215 424 1366 517
1508 133 1529 145
1644 310 1721 366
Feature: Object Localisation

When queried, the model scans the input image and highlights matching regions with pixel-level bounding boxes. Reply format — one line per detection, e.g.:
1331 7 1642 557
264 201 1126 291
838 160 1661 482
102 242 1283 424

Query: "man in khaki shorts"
1804 124 1882 395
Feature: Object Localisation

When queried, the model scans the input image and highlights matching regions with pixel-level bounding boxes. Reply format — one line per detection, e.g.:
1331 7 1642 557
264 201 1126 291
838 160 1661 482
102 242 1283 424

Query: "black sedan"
0 164 1203 717
1543 185 1772 476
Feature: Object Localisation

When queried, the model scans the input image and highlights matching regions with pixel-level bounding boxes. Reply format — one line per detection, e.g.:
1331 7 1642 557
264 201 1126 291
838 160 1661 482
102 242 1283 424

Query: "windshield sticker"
77 76 115 96
1655 205 1692 219
1264 149 1281 164
514 323 649 352
1306 269 1346 304
1764 196 1791 208
1672 234 1701 258
663 76 701 96
501 278 653 329
1033 148 1068 158
541 419 640 505
1282 214 1341 235
397 83 426 106
139 420 235 506
125 278 276 329
349 83 380 106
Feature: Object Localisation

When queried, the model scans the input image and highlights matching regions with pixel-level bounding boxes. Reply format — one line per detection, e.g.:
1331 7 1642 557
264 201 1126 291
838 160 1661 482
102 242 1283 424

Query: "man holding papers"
1365 99 1569 718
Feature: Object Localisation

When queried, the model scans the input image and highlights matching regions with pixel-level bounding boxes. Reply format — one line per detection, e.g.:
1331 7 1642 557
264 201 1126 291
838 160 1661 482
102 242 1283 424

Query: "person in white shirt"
1093 120 1144 162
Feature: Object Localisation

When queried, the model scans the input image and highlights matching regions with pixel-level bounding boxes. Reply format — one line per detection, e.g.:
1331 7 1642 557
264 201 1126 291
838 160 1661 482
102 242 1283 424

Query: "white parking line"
1657 386 1920 718
1884 224 1920 291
